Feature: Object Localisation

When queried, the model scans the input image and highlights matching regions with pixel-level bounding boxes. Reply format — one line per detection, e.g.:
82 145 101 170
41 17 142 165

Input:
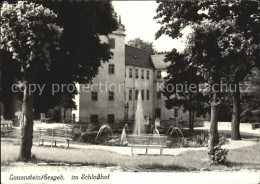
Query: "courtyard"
2 121 259 171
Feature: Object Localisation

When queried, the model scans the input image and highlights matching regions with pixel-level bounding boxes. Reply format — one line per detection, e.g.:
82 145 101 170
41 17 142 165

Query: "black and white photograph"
0 0 260 184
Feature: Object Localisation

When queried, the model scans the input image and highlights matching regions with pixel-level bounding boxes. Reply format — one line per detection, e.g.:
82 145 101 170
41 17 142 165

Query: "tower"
74 15 127 124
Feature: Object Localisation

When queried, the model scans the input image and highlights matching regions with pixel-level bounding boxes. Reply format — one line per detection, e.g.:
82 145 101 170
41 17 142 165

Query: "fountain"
133 92 145 136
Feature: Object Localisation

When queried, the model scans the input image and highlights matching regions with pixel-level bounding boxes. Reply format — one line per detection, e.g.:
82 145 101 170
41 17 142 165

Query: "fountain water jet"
133 92 145 136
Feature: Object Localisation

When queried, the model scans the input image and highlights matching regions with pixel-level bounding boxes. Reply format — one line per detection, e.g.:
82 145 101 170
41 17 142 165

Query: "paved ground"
2 121 260 184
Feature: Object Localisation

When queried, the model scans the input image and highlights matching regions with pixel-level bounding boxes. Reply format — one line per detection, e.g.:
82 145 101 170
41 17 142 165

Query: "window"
109 91 114 101
129 89 132 100
91 114 98 124
135 90 139 100
147 90 150 100
174 109 178 118
146 70 149 79
92 91 98 101
135 69 138 78
108 64 114 74
157 91 161 99
107 114 115 124
141 90 144 100
141 70 144 79
129 68 132 78
157 70 162 78
155 108 161 118
109 38 115 49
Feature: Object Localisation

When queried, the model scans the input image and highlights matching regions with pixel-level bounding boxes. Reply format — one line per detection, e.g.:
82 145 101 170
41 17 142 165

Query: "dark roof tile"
125 45 154 69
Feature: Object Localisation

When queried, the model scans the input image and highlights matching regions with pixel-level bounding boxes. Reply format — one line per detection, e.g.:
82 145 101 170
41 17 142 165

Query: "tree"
1 1 118 160
1 1 63 160
2 0 118 119
163 49 210 131
155 0 260 142
184 22 228 149
171 20 255 148
128 37 156 54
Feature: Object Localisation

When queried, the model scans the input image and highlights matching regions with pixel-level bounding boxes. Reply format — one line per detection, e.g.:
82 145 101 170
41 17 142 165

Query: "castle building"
73 19 188 125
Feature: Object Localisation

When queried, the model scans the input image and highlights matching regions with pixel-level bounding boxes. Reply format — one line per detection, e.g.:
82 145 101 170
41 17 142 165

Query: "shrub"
218 136 228 146
240 109 257 123
208 144 228 165
81 132 96 143
252 110 260 121
240 109 253 117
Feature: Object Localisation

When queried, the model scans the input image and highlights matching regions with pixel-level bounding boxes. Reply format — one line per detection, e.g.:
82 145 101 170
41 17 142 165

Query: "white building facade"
73 21 188 125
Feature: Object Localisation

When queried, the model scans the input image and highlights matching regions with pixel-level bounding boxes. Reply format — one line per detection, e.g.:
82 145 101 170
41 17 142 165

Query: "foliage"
218 135 229 146
167 129 209 148
1 0 118 114
81 132 97 144
1 1 62 71
208 144 228 165
163 49 210 129
35 0 117 112
1 0 118 160
0 50 20 119
127 37 156 54
241 69 260 122
155 0 260 141
1 1 64 160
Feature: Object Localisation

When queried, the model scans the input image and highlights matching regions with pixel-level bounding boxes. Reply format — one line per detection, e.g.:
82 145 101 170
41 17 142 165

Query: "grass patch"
1 141 259 171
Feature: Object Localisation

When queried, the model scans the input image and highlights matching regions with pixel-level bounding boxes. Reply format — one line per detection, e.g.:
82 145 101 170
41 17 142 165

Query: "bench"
37 128 73 148
128 134 167 155
1 129 13 137
1 122 13 137
40 113 51 123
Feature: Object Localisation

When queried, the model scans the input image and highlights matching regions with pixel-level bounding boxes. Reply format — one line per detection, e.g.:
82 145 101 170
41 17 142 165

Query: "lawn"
1 140 259 171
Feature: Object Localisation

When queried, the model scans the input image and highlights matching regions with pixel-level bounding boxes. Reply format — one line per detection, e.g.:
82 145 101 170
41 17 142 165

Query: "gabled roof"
125 45 154 69
151 54 170 69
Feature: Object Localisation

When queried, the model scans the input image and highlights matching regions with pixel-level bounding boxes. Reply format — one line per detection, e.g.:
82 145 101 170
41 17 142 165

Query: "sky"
112 1 190 52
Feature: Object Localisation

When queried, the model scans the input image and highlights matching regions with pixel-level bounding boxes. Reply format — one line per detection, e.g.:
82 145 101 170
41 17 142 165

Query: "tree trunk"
189 110 192 131
19 80 34 161
189 110 194 131
191 110 195 130
208 92 219 150
63 107 66 123
231 83 241 140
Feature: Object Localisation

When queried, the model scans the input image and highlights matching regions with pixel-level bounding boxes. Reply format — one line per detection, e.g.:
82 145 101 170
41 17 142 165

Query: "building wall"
77 30 126 123
125 66 154 120
74 28 189 124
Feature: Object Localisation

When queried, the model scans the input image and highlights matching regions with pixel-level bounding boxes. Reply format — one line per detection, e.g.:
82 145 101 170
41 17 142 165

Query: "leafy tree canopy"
127 37 156 54
1 0 118 113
